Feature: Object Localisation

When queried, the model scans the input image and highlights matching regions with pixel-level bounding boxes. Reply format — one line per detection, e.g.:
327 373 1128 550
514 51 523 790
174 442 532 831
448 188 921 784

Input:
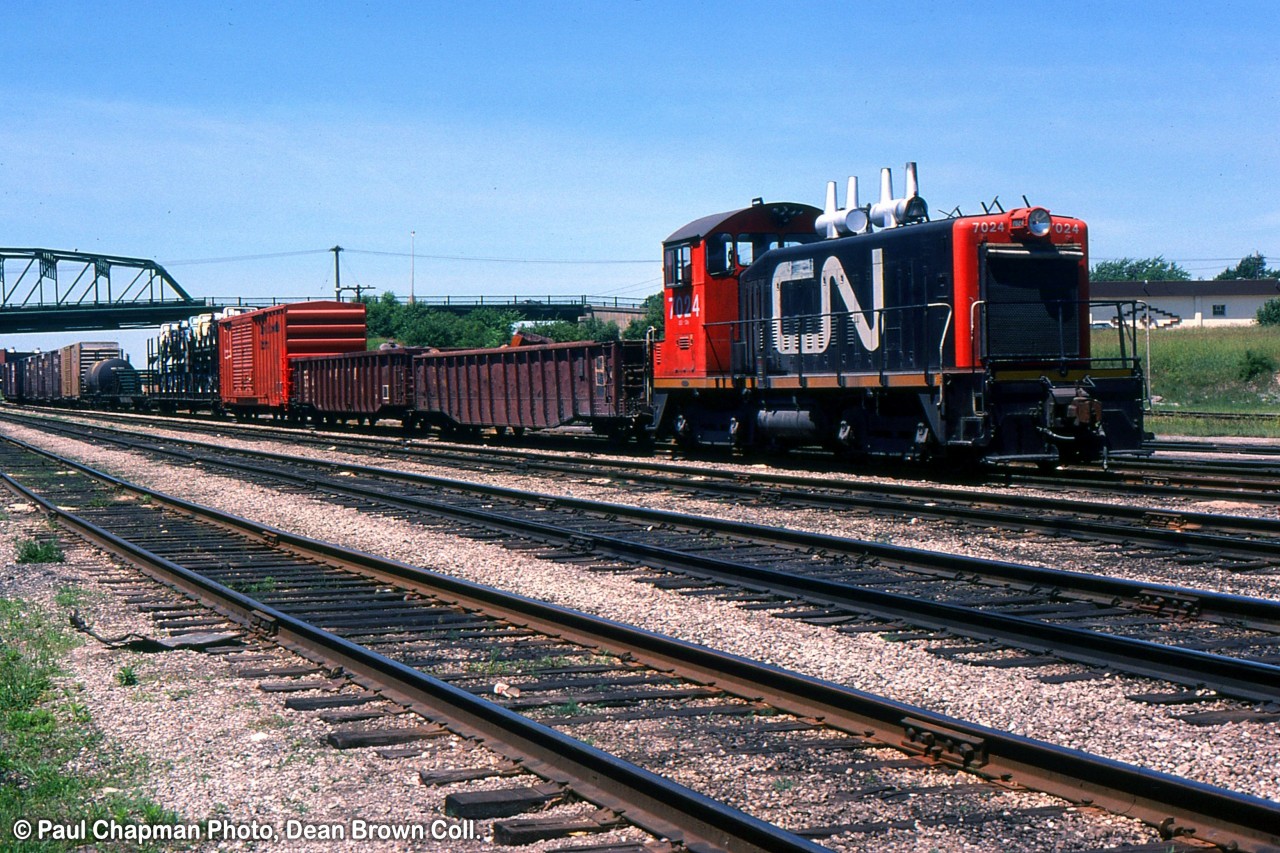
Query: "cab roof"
664 202 821 245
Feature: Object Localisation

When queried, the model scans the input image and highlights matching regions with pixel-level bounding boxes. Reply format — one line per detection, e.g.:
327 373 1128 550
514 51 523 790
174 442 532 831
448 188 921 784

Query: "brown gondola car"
411 339 649 436
293 347 422 426
217 301 367 418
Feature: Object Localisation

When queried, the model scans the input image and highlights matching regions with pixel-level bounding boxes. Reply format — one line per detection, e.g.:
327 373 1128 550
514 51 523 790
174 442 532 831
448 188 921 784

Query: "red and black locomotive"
652 164 1146 464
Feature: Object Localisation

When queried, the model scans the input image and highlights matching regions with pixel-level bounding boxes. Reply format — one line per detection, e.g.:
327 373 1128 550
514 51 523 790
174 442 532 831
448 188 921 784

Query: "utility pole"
410 230 416 305
331 245 343 301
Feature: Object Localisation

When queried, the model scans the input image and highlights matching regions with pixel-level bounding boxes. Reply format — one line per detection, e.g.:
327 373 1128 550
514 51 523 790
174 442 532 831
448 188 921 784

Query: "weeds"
53 586 87 608
0 598 177 844
1238 349 1278 382
115 665 139 687
16 539 64 564
230 576 276 595
466 648 514 675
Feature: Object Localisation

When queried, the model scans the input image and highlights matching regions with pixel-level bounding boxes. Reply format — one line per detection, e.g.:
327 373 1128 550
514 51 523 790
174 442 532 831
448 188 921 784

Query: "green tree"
1215 252 1279 280
1258 298 1280 327
623 292 665 340
1090 256 1190 281
361 291 401 339
522 318 620 343
395 306 520 349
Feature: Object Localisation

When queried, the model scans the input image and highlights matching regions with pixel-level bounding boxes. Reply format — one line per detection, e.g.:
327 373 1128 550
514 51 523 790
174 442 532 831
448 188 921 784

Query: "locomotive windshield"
706 232 819 276
981 248 1082 361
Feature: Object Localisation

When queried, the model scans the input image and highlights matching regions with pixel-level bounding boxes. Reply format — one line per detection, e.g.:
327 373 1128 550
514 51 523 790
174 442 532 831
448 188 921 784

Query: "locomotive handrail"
710 301 953 385
972 298 1145 371
968 299 987 366
927 302 953 383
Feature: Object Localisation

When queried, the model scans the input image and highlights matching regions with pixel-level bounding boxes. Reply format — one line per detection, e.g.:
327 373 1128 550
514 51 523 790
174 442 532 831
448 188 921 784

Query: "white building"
1089 279 1280 328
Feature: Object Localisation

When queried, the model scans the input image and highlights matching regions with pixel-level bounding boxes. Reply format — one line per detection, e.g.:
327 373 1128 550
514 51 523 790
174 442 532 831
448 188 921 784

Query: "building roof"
1091 279 1280 298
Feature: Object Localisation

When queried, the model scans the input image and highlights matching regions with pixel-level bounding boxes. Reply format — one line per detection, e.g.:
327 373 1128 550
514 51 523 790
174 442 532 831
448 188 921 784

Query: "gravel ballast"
2 417 1277 850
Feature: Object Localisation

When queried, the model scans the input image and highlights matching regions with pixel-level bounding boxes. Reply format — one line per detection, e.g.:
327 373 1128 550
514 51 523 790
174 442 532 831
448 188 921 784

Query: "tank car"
83 357 142 408
652 163 1146 464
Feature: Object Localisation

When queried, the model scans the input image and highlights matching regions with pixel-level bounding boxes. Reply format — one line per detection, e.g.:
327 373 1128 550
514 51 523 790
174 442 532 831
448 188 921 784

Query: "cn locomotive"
1 163 1146 466
653 163 1146 464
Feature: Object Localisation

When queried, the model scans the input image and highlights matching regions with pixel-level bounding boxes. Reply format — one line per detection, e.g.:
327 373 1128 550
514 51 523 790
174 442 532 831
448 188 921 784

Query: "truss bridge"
0 248 211 334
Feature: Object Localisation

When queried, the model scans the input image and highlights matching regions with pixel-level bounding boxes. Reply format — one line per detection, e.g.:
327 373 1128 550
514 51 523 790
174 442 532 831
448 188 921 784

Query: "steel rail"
1146 438 1280 458
8 410 1280 559
11 420 1280 703
0 447 827 853
10 406 1280 510
4 435 1279 851
10 412 1280 625
59 421 1280 634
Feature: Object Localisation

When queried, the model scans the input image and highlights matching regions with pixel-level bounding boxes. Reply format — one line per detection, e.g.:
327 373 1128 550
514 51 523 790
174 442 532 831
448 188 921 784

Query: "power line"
159 247 655 268
162 249 332 266
347 248 653 265
1093 254 1277 263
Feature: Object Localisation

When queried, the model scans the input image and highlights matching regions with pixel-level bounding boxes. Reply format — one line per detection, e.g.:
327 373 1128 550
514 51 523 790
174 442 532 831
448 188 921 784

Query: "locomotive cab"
654 201 820 443
656 201 821 383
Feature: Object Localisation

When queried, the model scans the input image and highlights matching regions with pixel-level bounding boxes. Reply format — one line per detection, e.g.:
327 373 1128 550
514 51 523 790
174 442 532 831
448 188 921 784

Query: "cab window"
705 232 734 276
664 243 693 287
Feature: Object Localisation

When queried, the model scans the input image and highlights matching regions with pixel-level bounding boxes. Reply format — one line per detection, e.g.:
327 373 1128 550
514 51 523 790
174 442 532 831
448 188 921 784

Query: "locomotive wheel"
673 412 698 451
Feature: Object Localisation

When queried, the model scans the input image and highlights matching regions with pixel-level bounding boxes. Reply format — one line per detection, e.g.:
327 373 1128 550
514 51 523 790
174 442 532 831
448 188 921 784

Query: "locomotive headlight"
1028 207 1052 237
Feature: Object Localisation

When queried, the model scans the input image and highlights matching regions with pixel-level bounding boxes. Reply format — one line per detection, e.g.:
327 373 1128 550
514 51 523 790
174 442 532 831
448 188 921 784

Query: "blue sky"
2 2 1277 354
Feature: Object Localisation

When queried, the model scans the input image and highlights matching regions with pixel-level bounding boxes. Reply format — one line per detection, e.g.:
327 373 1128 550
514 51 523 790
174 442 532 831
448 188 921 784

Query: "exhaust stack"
869 161 928 229
815 176 870 239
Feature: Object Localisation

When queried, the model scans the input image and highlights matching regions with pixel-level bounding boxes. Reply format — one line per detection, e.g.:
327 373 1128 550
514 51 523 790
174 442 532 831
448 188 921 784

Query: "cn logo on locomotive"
771 249 885 355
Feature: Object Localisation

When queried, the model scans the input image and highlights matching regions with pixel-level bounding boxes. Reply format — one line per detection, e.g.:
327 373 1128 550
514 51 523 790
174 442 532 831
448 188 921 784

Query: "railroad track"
1146 438 1280 458
10 405 1280 503
1150 411 1280 422
9 413 1280 709
996 460 1280 503
3 435 1278 851
8 409 1280 569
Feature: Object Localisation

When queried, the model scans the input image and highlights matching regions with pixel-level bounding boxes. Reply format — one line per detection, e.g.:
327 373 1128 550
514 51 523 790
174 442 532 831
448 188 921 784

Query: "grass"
52 587 87 609
0 597 180 850
228 576 276 595
16 540 64 565
1093 325 1280 436
115 665 139 687
465 648 515 676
